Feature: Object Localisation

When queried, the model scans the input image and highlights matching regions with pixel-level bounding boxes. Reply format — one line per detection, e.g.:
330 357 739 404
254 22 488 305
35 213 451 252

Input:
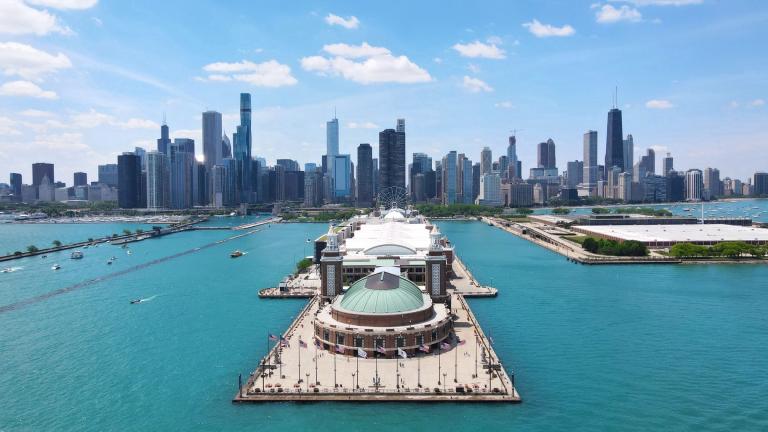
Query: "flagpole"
334 347 337 388
418 353 421 388
356 352 359 389
375 350 378 390
454 340 458 383
396 349 399 391
474 335 478 378
298 339 302 385
314 342 318 385
438 342 442 385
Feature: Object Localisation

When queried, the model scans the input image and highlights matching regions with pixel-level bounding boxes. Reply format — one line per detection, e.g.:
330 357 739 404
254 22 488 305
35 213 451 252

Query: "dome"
383 209 406 220
339 269 424 314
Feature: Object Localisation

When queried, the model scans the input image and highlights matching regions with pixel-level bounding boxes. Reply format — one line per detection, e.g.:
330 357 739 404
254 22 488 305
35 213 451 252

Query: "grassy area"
561 234 588 245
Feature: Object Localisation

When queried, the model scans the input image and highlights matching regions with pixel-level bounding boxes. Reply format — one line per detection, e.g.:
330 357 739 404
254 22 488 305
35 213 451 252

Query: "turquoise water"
0 223 154 256
537 197 768 223
1 221 767 430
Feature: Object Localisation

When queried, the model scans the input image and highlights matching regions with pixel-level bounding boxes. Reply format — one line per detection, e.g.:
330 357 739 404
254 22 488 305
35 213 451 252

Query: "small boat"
41 255 47 259
230 250 244 258
109 256 117 261
126 250 132 255
51 264 61 270
130 299 141 304
107 261 113 265
70 251 84 260
1 268 12 273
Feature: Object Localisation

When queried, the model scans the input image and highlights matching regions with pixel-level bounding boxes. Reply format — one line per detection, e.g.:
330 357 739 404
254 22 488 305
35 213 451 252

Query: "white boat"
51 264 61 270
70 251 84 259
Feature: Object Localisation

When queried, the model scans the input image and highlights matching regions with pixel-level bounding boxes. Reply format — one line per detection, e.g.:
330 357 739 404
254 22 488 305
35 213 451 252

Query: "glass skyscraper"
605 107 624 172
326 117 339 157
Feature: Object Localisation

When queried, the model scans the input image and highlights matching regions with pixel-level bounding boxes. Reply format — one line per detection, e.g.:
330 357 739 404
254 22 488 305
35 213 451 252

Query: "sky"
0 0 766 184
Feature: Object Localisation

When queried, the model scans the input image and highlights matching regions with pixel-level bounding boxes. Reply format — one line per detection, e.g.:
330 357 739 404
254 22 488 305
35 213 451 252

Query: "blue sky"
1 0 766 183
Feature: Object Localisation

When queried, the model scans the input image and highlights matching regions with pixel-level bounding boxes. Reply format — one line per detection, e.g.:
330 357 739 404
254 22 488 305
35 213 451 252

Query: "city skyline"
1 0 766 182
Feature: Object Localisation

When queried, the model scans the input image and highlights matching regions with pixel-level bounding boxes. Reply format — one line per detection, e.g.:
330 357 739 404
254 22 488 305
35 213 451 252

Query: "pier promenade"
234 292 519 403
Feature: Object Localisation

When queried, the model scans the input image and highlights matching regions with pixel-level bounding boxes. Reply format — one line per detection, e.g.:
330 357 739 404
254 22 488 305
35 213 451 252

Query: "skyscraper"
234 93 253 203
623 134 633 174
685 169 703 201
663 153 674 177
442 151 457 205
157 121 171 155
169 142 194 209
32 162 54 187
703 167 722 198
605 107 624 173
98 164 118 187
326 116 339 157
202 111 223 172
583 130 598 190
117 153 141 208
146 151 170 209
566 161 584 188
396 118 405 133
73 172 87 187
332 155 352 199
480 147 492 175
536 139 556 169
378 126 406 190
356 143 373 207
506 136 518 179
462 158 474 204
754 172 768 196
10 173 21 201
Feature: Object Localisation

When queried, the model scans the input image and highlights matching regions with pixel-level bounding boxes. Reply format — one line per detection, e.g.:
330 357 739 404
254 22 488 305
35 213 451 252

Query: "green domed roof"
339 270 424 314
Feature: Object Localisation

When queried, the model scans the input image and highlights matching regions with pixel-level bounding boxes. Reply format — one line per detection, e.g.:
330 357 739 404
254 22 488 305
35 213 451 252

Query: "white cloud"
70 109 112 128
91 17 102 26
301 43 431 84
751 99 765 107
117 118 159 129
201 60 297 87
0 80 57 99
0 42 72 81
467 63 481 73
20 109 55 117
433 57 443 63
612 0 701 5
324 13 360 29
322 42 390 58
0 116 22 135
486 36 503 45
645 99 674 109
452 41 506 59
462 76 493 93
522 19 576 37
347 121 379 129
494 101 514 109
596 4 643 23
33 132 89 151
0 0 72 35
26 0 99 9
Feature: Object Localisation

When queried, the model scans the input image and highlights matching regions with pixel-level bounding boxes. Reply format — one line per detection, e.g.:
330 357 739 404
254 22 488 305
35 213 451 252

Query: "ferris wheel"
375 186 409 211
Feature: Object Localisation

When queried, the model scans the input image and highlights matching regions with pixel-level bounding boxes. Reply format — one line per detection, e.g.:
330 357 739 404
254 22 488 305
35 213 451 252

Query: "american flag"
458 339 466 346
440 342 451 350
419 344 430 353
315 340 322 349
269 334 278 341
280 340 290 348
375 346 386 355
335 345 345 354
299 339 308 349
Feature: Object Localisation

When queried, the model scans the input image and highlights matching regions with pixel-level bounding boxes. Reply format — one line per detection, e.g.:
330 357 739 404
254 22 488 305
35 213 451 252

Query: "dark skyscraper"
117 153 142 208
356 143 373 207
98 164 118 186
663 153 674 177
10 173 21 201
157 120 171 155
234 93 253 203
605 107 624 172
32 162 54 186
73 172 87 187
536 139 556 169
378 124 406 190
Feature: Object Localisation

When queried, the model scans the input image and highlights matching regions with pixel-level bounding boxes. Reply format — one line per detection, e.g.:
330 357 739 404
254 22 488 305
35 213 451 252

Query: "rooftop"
337 268 425 314
575 224 768 245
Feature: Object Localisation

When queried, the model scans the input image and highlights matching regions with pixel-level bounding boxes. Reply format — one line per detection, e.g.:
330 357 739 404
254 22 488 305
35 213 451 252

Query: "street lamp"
306 373 310 392
352 372 355 390
443 373 447 393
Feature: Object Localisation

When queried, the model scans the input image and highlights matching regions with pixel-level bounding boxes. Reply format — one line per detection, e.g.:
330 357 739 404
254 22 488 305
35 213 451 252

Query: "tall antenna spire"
614 86 618 109
333 106 337 119
162 111 167 126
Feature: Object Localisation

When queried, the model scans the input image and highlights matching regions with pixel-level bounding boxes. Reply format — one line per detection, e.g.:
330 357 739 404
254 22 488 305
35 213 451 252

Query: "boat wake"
139 294 159 303
1 266 23 273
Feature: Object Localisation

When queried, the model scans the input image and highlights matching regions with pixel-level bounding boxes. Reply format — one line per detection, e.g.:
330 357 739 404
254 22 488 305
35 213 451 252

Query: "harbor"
235 208 518 403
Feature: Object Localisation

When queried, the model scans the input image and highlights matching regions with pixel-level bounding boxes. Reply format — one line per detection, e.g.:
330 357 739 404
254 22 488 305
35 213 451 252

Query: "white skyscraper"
582 130 598 190
326 117 339 157
202 111 222 171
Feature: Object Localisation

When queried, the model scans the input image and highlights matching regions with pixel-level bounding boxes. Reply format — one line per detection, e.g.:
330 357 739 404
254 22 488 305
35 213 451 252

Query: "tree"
136 228 144 235
52 240 62 247
26 245 39 253
592 207 611 214
296 257 313 274
552 207 571 215
582 237 599 253
123 229 132 235
515 208 534 215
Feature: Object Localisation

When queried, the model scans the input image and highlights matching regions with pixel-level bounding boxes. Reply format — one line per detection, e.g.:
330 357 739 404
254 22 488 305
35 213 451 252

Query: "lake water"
1 218 767 431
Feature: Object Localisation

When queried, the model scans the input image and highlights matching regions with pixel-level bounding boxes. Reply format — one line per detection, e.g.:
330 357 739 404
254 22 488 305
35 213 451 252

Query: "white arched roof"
363 243 417 256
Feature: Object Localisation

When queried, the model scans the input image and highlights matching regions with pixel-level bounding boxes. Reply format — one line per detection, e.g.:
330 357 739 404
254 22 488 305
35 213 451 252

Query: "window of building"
354 336 364 347
396 336 405 348
374 338 385 349
416 335 424 346
431 330 437 341
336 333 345 345
323 330 330 341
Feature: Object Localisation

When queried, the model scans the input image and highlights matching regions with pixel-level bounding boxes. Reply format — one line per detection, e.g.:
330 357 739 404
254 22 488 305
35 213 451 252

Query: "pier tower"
320 225 343 301
425 228 448 303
